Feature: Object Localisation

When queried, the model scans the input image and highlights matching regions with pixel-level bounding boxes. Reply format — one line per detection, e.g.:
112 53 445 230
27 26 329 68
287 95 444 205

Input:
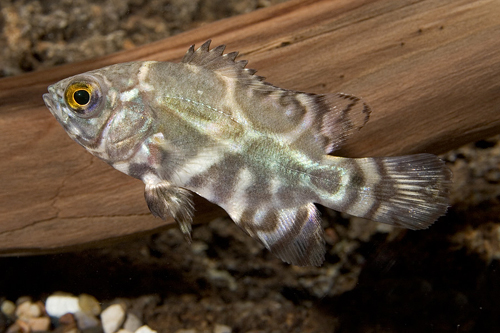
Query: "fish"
43 40 452 266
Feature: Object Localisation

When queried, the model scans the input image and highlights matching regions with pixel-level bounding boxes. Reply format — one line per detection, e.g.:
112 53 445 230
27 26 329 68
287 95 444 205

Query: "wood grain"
1 0 499 255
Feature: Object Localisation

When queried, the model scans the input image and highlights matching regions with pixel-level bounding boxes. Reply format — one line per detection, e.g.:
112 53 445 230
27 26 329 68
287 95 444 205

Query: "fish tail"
313 154 452 229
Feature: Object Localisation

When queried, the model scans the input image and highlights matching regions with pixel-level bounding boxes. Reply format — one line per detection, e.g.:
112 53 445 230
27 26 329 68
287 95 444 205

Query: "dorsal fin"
181 41 371 154
311 92 371 153
182 40 267 85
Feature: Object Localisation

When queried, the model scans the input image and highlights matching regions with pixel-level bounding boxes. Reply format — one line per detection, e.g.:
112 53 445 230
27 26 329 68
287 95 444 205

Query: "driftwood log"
0 0 499 255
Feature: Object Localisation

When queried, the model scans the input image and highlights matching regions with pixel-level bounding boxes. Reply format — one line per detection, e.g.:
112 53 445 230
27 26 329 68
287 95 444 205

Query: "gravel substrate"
1 1 500 332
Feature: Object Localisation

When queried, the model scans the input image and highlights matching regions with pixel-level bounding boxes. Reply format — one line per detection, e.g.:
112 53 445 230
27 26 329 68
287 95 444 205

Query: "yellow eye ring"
65 82 92 109
63 79 103 118
73 89 91 106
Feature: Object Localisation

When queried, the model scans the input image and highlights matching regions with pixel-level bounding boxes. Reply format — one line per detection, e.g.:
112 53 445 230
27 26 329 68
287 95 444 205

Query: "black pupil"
74 89 90 105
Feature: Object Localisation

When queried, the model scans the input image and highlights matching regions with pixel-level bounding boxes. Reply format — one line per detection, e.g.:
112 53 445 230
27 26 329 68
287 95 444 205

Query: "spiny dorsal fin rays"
185 42 226 66
182 41 371 155
181 40 266 84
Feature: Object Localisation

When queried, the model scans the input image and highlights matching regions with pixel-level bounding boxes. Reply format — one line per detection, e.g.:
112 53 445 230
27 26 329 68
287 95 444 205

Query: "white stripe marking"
227 167 253 222
120 88 139 102
174 150 224 186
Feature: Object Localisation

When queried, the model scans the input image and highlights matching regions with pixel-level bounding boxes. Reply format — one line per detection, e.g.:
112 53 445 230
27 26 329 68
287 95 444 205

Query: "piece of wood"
0 0 499 255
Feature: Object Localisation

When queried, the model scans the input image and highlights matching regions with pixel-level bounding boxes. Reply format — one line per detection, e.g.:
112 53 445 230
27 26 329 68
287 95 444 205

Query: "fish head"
43 62 155 162
43 72 111 148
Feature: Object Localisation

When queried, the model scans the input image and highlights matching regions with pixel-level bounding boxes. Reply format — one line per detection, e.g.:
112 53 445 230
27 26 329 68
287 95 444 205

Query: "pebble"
58 312 78 331
135 325 157 333
123 312 142 332
1 300 16 317
28 317 51 331
213 324 232 333
101 303 126 333
79 294 102 316
74 310 101 330
1 294 166 333
45 294 81 318
15 300 42 321
59 312 76 325
16 296 31 306
6 320 29 333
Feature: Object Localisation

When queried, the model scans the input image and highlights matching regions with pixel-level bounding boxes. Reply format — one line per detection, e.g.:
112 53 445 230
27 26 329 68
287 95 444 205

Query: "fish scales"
43 40 452 266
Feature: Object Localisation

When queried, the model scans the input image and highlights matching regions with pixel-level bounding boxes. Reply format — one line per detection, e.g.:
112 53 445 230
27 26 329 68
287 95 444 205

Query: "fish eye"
64 79 103 118
73 89 90 106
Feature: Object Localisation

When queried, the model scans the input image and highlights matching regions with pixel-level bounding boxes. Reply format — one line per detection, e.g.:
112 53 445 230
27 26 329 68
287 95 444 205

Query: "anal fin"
228 203 325 266
144 180 194 243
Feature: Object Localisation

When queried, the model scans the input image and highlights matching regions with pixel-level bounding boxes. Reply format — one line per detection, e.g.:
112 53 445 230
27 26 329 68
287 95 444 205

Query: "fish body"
43 41 452 266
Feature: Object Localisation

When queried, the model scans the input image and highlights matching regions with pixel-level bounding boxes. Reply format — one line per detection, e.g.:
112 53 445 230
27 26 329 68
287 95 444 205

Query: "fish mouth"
42 93 55 114
43 88 67 123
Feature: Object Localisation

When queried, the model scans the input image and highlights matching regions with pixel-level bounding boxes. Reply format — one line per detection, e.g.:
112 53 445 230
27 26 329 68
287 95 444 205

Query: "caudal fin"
317 154 452 229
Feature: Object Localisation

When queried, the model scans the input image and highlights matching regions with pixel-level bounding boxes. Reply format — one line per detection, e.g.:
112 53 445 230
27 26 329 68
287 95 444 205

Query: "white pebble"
45 294 81 318
136 325 158 333
1 300 16 317
214 324 232 333
101 303 126 333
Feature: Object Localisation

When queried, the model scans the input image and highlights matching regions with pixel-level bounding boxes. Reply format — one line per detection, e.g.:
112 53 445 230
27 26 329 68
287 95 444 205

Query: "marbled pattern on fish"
43 41 452 266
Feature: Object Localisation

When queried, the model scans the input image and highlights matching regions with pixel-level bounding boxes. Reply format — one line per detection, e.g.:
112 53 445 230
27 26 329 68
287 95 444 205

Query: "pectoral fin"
144 180 194 243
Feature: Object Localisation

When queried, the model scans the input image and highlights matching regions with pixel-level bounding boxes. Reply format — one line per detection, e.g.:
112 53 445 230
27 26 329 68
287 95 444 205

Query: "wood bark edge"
0 0 499 255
